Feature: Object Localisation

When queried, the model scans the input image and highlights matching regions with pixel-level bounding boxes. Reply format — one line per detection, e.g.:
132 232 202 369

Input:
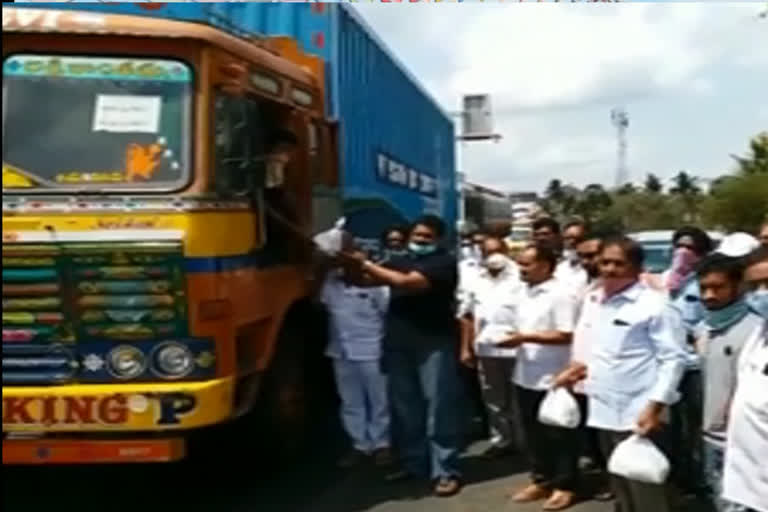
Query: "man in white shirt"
496 244 579 511
555 220 589 293
458 236 522 458
722 320 768 512
558 236 687 512
457 232 485 309
321 248 391 469
555 232 613 501
745 247 768 319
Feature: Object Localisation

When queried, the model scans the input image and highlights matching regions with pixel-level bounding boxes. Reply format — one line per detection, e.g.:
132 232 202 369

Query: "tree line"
538 132 768 234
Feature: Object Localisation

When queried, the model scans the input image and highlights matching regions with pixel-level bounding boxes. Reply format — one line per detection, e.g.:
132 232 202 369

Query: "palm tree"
732 132 768 175
644 173 663 193
545 179 565 202
670 171 701 196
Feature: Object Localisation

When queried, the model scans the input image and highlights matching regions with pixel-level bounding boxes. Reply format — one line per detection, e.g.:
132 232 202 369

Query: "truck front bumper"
2 376 235 433
3 436 186 464
2 377 235 464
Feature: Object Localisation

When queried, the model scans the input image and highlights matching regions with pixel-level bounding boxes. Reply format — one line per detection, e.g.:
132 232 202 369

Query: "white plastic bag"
313 217 346 256
537 387 581 429
607 434 670 484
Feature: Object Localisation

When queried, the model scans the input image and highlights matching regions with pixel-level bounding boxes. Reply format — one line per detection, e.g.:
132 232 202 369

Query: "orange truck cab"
2 6 337 464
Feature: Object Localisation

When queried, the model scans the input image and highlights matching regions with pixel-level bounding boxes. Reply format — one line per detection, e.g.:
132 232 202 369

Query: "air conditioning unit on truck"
2 2 456 465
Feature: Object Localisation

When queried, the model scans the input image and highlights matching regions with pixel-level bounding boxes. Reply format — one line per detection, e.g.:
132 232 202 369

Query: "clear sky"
355 2 768 195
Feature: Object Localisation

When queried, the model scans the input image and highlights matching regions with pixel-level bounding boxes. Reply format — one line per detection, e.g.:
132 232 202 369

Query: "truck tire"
187 302 337 467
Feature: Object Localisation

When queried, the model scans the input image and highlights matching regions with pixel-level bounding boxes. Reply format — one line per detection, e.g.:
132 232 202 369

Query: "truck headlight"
107 345 147 380
152 341 194 379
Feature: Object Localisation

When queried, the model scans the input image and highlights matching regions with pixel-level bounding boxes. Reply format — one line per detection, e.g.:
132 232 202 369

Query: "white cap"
716 232 760 258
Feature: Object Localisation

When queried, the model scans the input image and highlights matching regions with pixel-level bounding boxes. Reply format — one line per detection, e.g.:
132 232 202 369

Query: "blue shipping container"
11 2 457 248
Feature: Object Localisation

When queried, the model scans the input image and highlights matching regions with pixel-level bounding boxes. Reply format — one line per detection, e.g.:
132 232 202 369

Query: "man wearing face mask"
744 246 768 319
458 230 486 323
693 254 765 512
459 232 475 261
721 312 768 512
458 236 522 458
340 215 463 497
557 236 687 512
666 226 714 497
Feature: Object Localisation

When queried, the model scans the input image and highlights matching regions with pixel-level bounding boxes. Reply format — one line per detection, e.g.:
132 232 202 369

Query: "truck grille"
2 245 72 345
70 243 187 342
2 241 188 385
2 343 78 385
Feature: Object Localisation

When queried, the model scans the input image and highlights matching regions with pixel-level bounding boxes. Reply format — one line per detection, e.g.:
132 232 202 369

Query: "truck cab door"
311 120 341 235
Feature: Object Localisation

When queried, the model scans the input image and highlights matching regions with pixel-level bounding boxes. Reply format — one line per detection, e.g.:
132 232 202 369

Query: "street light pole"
451 95 504 235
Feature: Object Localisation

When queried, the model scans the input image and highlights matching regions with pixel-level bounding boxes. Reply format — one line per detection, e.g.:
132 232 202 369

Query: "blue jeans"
384 343 464 480
703 441 750 512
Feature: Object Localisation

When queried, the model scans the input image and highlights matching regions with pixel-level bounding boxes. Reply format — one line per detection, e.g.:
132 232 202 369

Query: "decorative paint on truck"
32 1 458 250
3 4 328 463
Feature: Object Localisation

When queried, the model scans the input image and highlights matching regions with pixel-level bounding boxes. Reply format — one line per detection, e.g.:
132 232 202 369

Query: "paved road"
3 442 616 512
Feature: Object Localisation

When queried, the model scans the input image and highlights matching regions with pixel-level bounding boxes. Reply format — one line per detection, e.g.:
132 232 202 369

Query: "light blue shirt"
579 282 688 432
670 275 706 369
321 273 389 361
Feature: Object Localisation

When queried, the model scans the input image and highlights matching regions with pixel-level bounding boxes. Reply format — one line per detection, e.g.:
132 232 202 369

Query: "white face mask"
484 253 509 272
563 249 579 264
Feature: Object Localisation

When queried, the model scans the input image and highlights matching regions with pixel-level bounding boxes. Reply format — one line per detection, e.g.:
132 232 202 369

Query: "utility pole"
453 94 502 232
611 108 629 188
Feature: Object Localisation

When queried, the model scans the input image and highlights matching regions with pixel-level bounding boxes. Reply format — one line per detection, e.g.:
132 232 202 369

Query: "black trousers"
516 385 579 491
597 430 673 512
575 393 606 468
669 369 704 494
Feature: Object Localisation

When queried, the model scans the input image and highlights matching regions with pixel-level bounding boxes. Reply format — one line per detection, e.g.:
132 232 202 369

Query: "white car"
629 230 724 274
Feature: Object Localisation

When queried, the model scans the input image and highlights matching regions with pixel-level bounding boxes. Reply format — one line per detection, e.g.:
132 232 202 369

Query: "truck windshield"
2 55 192 192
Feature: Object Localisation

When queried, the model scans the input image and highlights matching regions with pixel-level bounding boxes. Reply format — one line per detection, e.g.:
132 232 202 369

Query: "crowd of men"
317 214 768 511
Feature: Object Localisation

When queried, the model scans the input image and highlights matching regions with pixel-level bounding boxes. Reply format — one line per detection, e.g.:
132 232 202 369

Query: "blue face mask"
409 242 437 256
747 290 768 319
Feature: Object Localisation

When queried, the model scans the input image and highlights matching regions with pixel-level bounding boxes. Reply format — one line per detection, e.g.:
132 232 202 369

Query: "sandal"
542 490 576 511
434 476 461 497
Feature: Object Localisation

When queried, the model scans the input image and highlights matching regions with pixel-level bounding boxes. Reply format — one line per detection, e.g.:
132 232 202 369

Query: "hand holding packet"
538 387 581 429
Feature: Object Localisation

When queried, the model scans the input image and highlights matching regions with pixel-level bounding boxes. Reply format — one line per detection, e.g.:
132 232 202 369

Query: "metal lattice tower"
611 108 629 188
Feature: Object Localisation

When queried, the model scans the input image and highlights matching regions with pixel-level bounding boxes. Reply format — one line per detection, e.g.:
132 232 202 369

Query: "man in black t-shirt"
341 215 463 497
